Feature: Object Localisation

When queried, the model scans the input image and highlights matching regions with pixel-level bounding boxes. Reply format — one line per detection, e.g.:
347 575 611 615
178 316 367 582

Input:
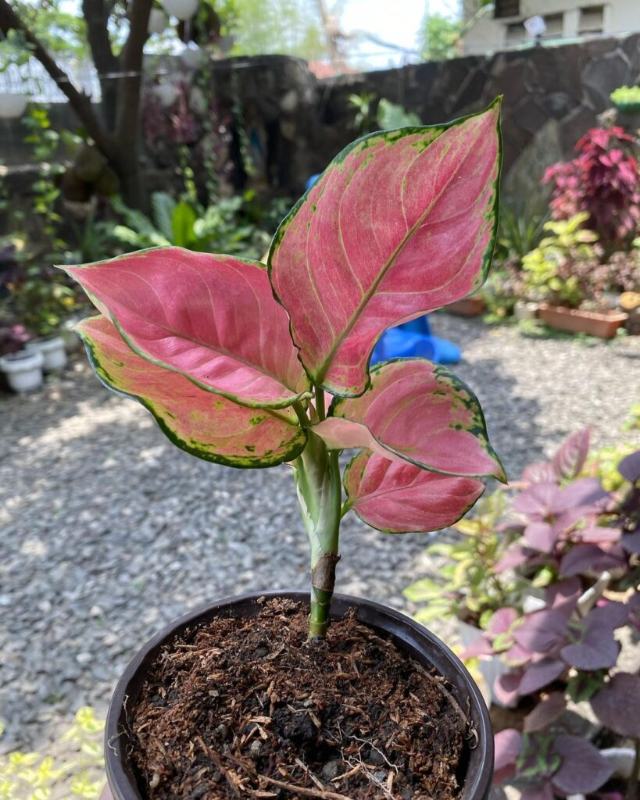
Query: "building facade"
462 0 640 55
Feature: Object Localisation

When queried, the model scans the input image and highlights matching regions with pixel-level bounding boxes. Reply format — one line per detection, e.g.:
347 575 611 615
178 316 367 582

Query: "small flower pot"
104 591 494 800
446 297 486 317
514 300 539 322
538 304 628 340
0 349 44 392
26 336 67 372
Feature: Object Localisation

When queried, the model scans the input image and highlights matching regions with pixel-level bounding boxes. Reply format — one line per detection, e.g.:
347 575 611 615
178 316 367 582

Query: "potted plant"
610 85 640 131
522 214 628 338
0 323 43 392
445 294 487 317
65 102 504 800
454 433 640 799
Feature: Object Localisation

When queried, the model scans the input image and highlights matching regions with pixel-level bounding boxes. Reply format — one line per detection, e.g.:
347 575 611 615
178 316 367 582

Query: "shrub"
543 127 640 248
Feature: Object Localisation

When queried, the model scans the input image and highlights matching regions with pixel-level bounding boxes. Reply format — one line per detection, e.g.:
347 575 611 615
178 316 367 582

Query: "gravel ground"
1 314 639 754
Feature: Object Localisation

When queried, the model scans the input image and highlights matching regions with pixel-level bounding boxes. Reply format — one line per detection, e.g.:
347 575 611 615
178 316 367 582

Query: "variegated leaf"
344 451 484 533
77 316 306 468
62 248 309 409
315 359 505 480
269 101 501 396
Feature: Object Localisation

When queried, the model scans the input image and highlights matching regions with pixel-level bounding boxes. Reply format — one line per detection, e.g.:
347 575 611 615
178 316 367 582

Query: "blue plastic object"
370 317 461 366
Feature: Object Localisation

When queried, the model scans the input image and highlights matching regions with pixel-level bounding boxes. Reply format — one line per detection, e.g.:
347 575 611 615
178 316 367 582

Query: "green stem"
293 430 342 639
315 385 326 421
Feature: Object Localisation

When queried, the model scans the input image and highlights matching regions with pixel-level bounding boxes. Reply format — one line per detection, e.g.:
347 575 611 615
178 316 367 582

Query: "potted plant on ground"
522 214 628 339
65 101 504 800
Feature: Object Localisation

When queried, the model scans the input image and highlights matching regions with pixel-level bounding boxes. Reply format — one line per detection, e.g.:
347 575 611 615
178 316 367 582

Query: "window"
542 13 564 38
579 5 604 34
506 21 526 45
495 0 520 19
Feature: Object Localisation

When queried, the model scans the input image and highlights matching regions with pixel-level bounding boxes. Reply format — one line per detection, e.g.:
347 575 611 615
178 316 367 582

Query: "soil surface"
130 599 469 799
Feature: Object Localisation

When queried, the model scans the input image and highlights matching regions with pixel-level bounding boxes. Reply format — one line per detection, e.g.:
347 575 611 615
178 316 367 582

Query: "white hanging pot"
0 93 29 120
26 336 67 372
0 350 44 393
162 0 198 20
148 8 168 34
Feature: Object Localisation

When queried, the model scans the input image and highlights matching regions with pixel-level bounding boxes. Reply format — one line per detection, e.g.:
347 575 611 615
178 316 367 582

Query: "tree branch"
0 0 114 158
115 0 152 139
82 0 119 129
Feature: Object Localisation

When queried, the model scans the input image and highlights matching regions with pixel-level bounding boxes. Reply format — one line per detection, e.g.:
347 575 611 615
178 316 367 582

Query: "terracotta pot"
446 297 486 317
538 304 628 339
104 591 494 800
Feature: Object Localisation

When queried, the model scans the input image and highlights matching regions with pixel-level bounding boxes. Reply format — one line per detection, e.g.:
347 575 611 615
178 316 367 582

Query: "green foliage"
376 99 421 130
496 205 548 262
227 0 327 59
610 84 640 110
7 1 88 59
419 13 462 62
349 94 422 135
404 492 524 627
522 213 599 307
0 707 104 799
111 192 277 259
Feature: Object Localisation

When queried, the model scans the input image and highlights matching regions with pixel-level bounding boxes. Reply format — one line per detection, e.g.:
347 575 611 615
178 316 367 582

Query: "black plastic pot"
105 591 494 800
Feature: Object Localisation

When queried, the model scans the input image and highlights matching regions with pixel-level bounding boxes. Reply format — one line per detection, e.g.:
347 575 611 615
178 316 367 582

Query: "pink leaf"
551 735 613 794
552 428 590 479
63 249 309 408
343 451 484 533
524 522 557 553
77 316 306 468
524 692 567 732
590 673 640 738
518 658 567 695
494 728 522 784
522 461 558 484
320 360 505 480
487 607 519 637
269 102 501 396
494 671 523 707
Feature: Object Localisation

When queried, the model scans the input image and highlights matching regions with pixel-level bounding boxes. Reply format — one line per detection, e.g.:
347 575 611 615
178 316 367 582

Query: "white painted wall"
462 0 640 55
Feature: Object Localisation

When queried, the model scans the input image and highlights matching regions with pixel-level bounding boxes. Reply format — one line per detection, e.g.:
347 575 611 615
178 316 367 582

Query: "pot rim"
105 590 494 800
0 349 43 371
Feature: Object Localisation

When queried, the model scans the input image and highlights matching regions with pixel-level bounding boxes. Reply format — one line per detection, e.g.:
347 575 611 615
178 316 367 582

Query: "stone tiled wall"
2 34 640 204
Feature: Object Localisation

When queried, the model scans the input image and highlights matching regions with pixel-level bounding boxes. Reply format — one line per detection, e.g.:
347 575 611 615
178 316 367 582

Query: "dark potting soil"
130 599 470 799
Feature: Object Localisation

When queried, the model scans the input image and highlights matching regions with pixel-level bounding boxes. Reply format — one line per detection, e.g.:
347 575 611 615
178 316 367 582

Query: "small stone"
321 760 340 781
75 652 92 666
249 739 262 757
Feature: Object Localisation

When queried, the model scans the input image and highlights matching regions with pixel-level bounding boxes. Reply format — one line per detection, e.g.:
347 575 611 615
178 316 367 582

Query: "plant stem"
627 738 640 800
293 431 342 639
315 385 326 421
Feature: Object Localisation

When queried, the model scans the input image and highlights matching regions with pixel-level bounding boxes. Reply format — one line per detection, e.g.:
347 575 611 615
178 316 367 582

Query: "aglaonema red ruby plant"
62 101 505 639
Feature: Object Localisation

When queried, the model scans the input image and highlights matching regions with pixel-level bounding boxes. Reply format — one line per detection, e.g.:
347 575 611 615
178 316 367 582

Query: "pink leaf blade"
327 359 505 480
523 692 567 732
269 102 502 396
590 673 640 738
551 735 613 795
343 451 484 533
552 428 591 480
76 316 307 468
62 248 310 409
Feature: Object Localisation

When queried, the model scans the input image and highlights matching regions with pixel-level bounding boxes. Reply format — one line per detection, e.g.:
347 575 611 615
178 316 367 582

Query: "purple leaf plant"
464 428 640 799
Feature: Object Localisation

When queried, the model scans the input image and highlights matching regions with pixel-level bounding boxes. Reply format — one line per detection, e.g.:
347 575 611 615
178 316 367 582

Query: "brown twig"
257 775 354 800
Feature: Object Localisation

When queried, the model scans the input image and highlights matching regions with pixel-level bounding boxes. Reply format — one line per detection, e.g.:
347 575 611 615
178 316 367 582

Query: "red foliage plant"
543 127 640 247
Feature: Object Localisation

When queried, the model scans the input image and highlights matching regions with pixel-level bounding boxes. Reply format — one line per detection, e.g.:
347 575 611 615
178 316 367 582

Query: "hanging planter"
161 0 198 20
0 92 29 120
147 8 168 34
